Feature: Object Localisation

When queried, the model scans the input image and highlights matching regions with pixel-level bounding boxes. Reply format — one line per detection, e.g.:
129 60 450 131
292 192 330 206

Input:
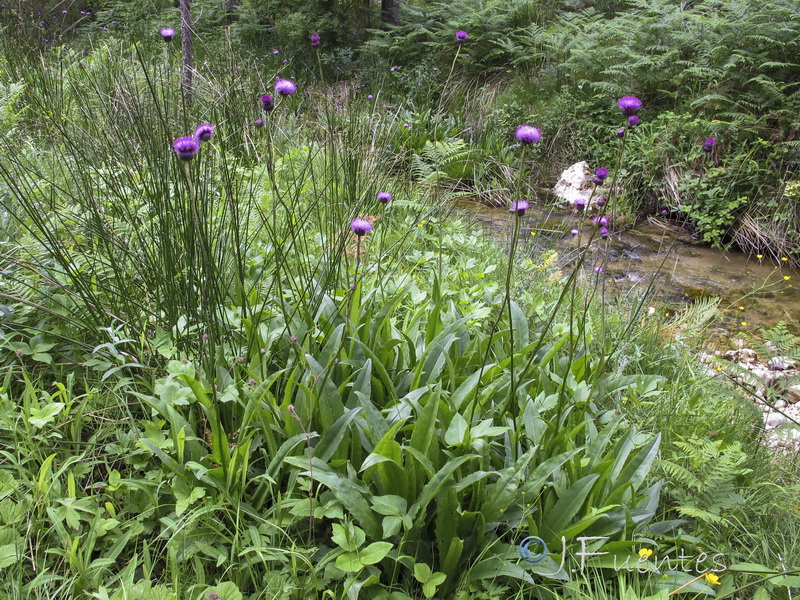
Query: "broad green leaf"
481 449 535 522
285 457 381 538
359 541 392 565
305 354 345 430
28 402 65 428
407 454 477 531
209 583 242 600
332 523 365 552
611 433 661 493
509 300 529 350
336 551 364 572
0 543 17 568
444 413 468 447
541 474 600 541
315 408 361 462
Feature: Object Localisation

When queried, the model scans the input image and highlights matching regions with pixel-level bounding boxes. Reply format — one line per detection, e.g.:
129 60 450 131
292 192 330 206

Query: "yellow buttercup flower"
784 276 791 280
781 257 788 262
638 548 653 560
741 321 748 326
705 572 721 586
756 254 763 259
738 306 745 310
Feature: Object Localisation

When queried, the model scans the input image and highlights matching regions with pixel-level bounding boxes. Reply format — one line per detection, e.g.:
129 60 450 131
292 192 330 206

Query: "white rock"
554 162 596 209
724 348 757 363
765 412 787 428
769 356 799 370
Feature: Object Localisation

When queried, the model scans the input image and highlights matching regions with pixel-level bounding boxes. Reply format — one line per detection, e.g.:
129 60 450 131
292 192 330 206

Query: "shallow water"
456 199 800 343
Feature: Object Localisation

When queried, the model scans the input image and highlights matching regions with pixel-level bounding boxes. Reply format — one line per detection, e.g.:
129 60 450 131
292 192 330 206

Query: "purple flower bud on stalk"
600 226 609 238
194 123 214 143
456 30 468 43
574 198 587 212
275 78 296 96
255 119 264 127
350 218 373 236
594 266 604 274
377 192 392 204
571 228 579 236
661 209 668 216
628 115 640 128
617 96 642 116
596 197 606 206
261 94 274 111
515 125 542 145
702 137 715 152
510 199 530 216
310 33 321 47
172 136 199 161
160 27 175 42
616 128 626 138
368 94 374 99
593 167 609 186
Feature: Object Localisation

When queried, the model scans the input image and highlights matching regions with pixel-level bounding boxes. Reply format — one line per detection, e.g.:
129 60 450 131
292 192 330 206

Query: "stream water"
457 199 800 345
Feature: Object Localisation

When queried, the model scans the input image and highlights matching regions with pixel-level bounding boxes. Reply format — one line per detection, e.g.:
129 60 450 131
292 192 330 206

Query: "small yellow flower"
417 220 426 228
738 306 745 310
638 548 653 560
756 254 763 259
530 231 537 236
705 572 721 586
784 275 791 280
782 257 789 262
715 366 723 372
741 321 748 326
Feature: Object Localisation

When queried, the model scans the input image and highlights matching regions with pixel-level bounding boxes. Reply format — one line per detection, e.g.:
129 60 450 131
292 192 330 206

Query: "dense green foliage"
0 2 799 599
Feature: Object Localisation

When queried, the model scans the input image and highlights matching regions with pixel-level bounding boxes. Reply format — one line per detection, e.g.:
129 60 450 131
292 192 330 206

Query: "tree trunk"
180 0 194 108
381 0 400 26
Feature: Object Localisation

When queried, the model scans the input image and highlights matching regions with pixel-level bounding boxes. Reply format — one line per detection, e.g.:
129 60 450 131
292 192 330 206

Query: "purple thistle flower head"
194 123 214 143
456 30 468 43
571 228 579 236
616 128 626 138
628 115 640 128
261 93 274 111
368 94 374 99
510 199 530 216
350 218 373 236
594 266 604 274
310 33 321 48
172 136 199 161
661 209 668 216
255 118 264 128
377 192 392 204
617 96 643 116
574 198 587 212
596 197 606 206
702 137 715 152
275 78 296 96
515 125 542 145
600 226 609 238
160 27 175 42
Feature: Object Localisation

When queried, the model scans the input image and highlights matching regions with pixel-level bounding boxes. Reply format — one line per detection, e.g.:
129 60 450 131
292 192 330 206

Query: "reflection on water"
457 199 800 340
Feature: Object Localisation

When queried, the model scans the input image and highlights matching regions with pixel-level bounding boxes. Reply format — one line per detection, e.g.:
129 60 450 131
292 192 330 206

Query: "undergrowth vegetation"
0 1 799 599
